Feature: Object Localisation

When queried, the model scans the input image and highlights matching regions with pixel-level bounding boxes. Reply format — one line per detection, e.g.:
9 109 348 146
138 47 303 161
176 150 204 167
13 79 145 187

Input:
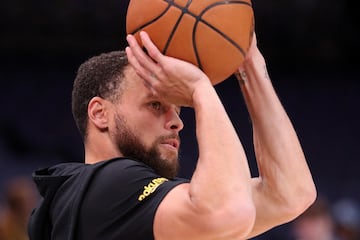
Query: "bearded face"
113 113 180 179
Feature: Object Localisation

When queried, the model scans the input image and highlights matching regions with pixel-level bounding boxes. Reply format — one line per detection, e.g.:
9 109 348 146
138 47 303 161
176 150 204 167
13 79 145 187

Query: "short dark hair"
71 50 129 139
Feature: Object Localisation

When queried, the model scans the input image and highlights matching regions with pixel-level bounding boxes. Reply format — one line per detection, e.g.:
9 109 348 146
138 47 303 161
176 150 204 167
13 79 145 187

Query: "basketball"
126 0 254 85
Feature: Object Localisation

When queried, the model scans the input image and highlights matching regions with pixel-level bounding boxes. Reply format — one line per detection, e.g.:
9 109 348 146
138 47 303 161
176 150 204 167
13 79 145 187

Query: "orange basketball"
126 0 254 85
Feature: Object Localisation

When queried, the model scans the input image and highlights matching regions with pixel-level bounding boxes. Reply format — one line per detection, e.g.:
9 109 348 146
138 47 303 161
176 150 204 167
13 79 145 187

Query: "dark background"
1 0 359 238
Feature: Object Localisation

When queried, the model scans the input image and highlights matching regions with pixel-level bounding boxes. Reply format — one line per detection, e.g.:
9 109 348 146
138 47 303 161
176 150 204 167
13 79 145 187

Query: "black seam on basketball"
193 1 252 61
130 4 172 36
131 0 252 71
161 0 252 71
163 0 193 54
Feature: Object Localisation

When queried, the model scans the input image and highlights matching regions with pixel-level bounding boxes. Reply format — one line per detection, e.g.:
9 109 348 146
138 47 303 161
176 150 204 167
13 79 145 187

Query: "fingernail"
140 31 147 38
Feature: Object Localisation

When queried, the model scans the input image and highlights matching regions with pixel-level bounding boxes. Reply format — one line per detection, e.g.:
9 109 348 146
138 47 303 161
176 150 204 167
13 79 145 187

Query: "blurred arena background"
0 0 359 239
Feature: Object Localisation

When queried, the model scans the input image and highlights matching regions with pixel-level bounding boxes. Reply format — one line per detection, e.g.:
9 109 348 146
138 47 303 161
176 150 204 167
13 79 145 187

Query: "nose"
165 106 184 132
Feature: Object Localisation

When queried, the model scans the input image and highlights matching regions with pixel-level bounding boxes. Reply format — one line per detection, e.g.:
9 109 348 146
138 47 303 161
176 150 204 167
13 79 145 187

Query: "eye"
150 101 162 111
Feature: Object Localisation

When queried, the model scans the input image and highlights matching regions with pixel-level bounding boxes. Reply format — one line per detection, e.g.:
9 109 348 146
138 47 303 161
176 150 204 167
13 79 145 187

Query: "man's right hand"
126 31 212 108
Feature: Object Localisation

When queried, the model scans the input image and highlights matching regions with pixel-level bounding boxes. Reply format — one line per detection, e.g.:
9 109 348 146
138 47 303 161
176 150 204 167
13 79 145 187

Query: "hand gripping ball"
126 0 254 85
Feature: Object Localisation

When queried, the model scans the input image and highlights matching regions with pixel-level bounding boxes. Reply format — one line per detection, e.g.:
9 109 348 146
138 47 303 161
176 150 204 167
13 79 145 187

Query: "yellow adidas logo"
138 177 168 201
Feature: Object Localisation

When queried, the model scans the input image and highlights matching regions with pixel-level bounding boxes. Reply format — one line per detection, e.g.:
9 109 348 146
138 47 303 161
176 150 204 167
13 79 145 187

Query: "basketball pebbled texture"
126 0 254 85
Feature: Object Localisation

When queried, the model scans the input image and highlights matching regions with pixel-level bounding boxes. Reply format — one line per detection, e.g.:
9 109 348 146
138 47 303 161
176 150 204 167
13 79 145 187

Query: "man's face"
110 68 184 179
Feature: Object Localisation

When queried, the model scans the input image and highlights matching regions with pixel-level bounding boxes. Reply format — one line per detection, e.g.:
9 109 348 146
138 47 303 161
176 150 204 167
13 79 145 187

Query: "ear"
88 96 109 130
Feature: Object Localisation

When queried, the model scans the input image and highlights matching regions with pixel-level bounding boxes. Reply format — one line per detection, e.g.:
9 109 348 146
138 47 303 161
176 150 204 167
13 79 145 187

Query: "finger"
125 46 142 72
126 35 160 84
138 31 167 81
139 31 165 66
126 46 159 94
126 34 151 65
252 32 257 46
234 69 247 85
125 46 150 80
126 34 159 80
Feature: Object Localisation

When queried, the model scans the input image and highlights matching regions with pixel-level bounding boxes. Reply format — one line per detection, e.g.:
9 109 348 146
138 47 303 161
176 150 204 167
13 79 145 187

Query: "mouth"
161 138 180 151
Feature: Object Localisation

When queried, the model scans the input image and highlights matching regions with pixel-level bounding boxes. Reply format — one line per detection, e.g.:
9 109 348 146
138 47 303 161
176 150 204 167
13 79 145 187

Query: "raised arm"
126 31 256 240
236 34 317 238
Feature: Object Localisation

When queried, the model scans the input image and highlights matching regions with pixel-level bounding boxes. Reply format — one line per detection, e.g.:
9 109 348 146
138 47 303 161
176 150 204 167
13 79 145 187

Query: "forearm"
189 80 253 215
237 49 316 234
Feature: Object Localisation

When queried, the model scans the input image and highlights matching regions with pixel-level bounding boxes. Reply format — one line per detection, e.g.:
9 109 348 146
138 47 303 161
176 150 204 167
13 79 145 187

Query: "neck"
84 135 123 164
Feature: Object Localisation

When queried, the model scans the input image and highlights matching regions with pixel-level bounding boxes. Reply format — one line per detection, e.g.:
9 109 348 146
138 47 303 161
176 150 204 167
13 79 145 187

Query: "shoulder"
77 158 189 239
92 158 160 181
89 158 188 199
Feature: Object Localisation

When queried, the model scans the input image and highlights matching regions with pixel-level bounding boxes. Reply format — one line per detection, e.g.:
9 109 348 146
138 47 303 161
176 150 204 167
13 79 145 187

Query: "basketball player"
28 31 316 240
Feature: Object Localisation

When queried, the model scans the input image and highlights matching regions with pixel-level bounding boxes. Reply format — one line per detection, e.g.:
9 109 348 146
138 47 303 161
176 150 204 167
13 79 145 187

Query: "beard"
113 113 180 179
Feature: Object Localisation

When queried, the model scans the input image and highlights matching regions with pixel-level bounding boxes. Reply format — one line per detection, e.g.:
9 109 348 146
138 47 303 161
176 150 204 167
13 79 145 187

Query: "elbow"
231 200 256 238
307 181 318 204
211 198 256 239
295 179 317 215
282 181 317 222
298 181 317 214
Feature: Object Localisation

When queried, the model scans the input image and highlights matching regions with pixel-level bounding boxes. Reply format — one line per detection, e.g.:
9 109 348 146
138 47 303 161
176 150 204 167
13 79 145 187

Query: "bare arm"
236 35 317 238
126 31 256 240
